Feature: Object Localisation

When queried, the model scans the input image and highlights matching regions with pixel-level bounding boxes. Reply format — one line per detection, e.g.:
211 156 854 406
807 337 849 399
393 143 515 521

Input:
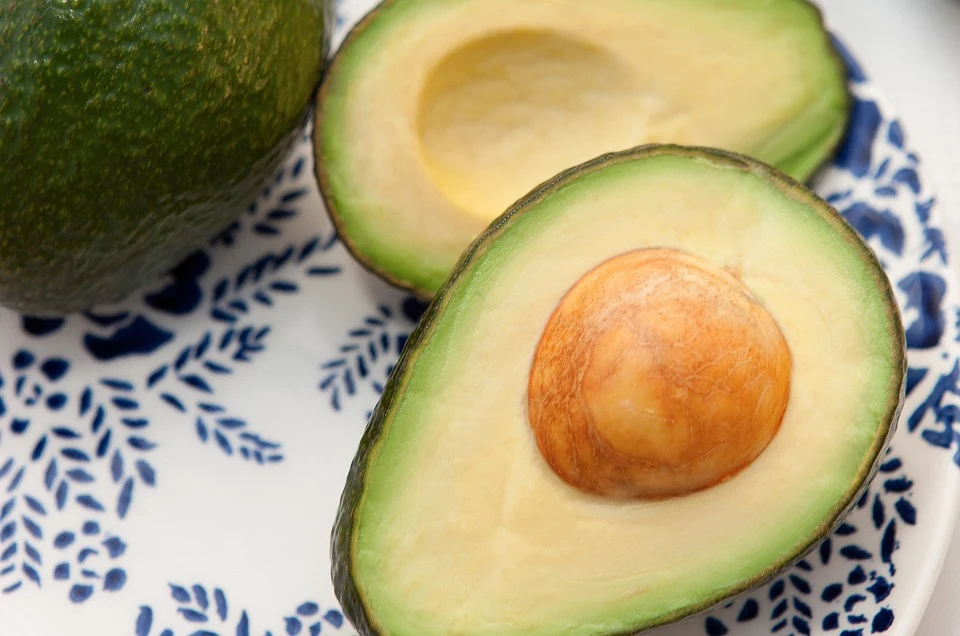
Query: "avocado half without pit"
332 146 906 636
315 0 850 297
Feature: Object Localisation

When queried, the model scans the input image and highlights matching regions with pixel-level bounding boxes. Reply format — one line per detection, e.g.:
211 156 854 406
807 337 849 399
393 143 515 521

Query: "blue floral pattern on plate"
0 2 955 634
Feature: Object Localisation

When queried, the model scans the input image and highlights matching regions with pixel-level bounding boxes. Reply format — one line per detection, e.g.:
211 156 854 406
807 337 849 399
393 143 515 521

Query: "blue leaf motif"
136 607 153 636
789 574 811 594
840 202 904 256
31 436 47 461
840 546 873 561
881 520 897 564
112 397 139 410
205 361 231 375
128 437 157 451
43 460 57 490
161 393 187 412
79 388 93 416
104 568 126 591
892 167 921 194
61 449 90 462
91 406 105 433
46 393 67 410
213 279 229 301
215 588 228 620
212 308 237 324
97 430 112 458
884 477 913 493
55 482 68 510
181 375 213 393
872 494 885 529
76 495 105 512
195 332 212 359
834 98 881 177
103 537 126 558
23 542 43 565
52 427 81 440
879 458 902 472
111 451 124 483
69 584 94 603
872 608 895 633
136 461 157 487
147 366 168 388
297 603 319 617
197 418 210 443
214 430 233 456
101 378 134 391
66 469 94 483
22 517 41 539
11 351 33 370
194 584 209 610
271 281 299 293
171 584 191 603
118 478 134 519
8 467 24 491
323 610 344 628
21 316 66 337
179 608 208 622
895 498 917 525
174 347 192 372
21 563 39 585
898 272 946 349
23 496 45 515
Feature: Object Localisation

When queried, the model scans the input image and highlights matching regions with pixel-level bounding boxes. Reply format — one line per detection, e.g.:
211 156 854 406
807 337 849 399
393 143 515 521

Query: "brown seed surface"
527 248 792 499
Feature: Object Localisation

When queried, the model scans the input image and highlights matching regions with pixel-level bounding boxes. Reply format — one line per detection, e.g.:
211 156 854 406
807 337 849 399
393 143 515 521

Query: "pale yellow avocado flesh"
345 150 903 636
318 0 849 295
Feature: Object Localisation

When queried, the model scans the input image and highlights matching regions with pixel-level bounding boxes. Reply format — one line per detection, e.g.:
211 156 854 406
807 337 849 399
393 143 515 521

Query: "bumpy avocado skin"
330 145 906 636
0 0 331 315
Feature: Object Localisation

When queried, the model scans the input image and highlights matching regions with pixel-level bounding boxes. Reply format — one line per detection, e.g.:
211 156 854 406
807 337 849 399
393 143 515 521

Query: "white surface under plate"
1 2 959 634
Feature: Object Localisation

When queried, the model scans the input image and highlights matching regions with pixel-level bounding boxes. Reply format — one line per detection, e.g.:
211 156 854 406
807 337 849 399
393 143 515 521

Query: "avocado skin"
314 0 853 302
0 0 331 315
331 145 906 636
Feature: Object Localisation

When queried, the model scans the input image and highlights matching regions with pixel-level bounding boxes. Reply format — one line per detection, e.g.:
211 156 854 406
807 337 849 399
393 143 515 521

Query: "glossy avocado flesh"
0 0 330 315
315 0 850 297
332 146 905 636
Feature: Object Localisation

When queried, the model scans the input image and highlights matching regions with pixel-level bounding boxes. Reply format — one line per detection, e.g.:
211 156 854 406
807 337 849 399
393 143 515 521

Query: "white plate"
0 2 958 634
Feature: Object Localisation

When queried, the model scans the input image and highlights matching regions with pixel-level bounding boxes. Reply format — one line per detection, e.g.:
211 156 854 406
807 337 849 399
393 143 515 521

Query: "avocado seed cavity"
527 248 792 499
417 30 684 221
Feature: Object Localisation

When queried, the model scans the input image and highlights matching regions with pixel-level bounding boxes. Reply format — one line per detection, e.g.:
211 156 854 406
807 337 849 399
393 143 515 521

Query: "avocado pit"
527 248 792 499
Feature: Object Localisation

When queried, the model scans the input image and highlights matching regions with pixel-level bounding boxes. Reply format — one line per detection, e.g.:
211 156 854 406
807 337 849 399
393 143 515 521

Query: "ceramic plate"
1 2 959 634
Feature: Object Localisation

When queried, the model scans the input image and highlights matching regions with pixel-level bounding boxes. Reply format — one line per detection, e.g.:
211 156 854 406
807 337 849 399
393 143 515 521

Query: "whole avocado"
0 0 331 315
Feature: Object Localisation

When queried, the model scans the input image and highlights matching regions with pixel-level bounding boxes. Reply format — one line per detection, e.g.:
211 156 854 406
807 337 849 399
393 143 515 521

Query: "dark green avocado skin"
0 0 331 315
331 145 906 636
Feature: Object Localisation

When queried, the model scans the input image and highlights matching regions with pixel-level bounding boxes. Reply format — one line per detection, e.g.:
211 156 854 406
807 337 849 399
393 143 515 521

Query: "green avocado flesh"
0 0 330 315
332 146 905 636
315 0 850 297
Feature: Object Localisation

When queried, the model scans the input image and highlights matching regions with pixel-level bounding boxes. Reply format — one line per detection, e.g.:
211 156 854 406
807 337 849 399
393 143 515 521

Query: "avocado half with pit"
315 0 850 297
332 146 906 636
